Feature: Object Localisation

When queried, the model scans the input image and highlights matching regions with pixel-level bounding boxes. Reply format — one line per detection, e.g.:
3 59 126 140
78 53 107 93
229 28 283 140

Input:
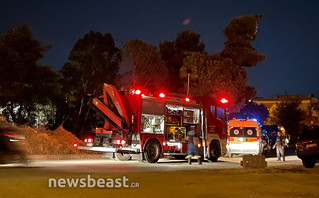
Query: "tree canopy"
269 95 306 143
0 24 59 126
221 15 266 67
180 15 265 112
119 39 168 91
159 30 205 92
180 52 249 112
61 31 120 135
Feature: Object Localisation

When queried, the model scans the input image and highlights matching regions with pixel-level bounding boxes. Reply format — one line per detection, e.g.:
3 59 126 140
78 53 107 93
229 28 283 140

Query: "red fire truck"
78 83 229 163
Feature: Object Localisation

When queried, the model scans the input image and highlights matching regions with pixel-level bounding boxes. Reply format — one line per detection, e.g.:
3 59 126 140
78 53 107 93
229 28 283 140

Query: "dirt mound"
0 119 87 155
19 126 82 155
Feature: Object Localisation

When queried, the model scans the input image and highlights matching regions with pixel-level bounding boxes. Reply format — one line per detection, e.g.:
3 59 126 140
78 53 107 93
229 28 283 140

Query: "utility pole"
187 73 190 95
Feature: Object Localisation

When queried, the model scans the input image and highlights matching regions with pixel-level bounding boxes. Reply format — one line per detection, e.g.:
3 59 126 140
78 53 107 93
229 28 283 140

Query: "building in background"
253 95 319 127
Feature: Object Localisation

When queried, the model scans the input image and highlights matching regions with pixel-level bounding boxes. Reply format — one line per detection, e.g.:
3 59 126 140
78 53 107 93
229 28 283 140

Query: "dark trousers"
276 146 285 161
188 142 199 156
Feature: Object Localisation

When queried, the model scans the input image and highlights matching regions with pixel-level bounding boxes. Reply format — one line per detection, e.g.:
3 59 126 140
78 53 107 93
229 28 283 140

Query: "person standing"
273 131 285 161
185 125 201 159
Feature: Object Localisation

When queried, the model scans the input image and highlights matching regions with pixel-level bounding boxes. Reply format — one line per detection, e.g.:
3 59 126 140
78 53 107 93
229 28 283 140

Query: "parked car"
296 128 319 168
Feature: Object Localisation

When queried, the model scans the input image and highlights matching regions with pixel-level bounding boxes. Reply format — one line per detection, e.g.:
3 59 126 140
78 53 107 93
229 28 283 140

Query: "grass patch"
0 167 318 198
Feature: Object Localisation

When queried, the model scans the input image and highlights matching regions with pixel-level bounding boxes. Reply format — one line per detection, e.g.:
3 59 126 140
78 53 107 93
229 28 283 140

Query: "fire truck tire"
144 140 161 163
114 153 132 161
209 142 221 162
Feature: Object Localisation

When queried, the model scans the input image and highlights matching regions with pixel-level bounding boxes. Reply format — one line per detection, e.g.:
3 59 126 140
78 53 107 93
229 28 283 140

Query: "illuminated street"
0 155 312 173
0 156 318 198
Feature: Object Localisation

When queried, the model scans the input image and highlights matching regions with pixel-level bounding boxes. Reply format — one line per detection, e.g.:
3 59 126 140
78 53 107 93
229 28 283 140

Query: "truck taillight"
85 138 93 143
159 93 165 98
116 139 126 145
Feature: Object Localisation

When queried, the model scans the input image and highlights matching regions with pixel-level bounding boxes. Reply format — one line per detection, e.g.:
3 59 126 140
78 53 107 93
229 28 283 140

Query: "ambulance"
226 119 263 157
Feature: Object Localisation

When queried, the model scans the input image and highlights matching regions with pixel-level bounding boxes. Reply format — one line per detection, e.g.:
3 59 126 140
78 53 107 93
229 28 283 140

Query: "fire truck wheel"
114 153 132 161
209 142 221 162
144 140 161 163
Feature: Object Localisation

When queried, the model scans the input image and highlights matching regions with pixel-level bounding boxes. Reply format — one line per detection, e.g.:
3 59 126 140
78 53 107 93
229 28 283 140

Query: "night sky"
1 0 319 98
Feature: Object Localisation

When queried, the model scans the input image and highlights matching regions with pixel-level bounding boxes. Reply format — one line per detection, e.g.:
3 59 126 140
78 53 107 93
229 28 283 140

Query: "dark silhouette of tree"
119 39 168 92
159 30 205 93
61 31 120 136
180 52 248 112
0 24 59 126
269 95 306 143
180 15 265 112
230 101 269 124
221 15 266 67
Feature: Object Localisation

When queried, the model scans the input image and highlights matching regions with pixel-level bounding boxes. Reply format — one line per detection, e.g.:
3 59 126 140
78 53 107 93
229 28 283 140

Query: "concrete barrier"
240 154 267 169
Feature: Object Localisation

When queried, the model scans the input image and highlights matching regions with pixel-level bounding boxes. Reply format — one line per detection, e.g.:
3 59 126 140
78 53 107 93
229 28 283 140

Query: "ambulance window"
216 107 225 120
230 127 242 137
141 114 165 134
244 127 257 137
142 99 164 115
210 105 216 117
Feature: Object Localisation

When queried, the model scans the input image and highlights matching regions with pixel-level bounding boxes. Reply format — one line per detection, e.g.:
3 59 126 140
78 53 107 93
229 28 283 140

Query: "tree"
179 15 265 112
221 15 266 67
0 24 59 126
61 31 120 135
229 101 269 124
159 30 205 92
180 52 248 112
119 39 168 91
269 95 306 143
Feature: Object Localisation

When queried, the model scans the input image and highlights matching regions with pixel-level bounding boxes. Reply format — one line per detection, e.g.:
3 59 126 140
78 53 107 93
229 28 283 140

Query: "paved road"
0 155 309 173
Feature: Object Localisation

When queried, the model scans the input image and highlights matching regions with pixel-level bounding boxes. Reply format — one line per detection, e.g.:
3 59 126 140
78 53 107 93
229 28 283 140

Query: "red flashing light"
221 98 228 104
185 97 190 102
73 143 78 148
135 89 141 95
121 140 126 144
159 93 165 98
87 138 93 143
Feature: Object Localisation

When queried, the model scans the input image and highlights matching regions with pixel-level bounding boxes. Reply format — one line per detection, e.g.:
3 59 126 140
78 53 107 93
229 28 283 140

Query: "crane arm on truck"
91 98 123 131
103 84 130 127
90 83 131 132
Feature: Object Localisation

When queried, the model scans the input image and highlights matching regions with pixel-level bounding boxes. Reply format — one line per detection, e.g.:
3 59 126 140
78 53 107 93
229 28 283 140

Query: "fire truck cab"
78 84 228 163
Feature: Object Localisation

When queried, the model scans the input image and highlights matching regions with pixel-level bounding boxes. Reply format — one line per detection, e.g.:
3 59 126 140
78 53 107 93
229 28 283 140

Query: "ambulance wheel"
144 140 161 163
114 153 132 161
209 142 221 162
